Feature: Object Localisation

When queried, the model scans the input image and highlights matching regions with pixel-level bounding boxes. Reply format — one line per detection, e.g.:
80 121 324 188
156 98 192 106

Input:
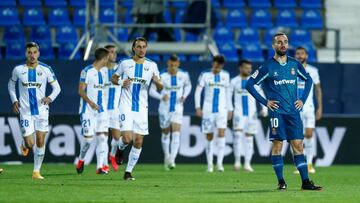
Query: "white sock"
79 137 93 160
161 132 170 160
110 138 118 157
117 137 128 150
304 137 314 164
96 134 106 169
233 131 243 166
244 136 254 166
125 146 142 173
170 131 180 164
102 135 109 167
34 146 45 172
206 140 214 167
217 137 226 167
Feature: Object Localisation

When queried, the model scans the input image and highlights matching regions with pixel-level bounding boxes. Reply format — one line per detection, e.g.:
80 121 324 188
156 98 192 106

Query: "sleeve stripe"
297 70 307 80
256 73 269 85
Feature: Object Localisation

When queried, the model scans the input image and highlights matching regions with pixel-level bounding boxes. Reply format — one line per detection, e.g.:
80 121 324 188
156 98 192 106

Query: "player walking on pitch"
8 42 61 179
246 33 322 190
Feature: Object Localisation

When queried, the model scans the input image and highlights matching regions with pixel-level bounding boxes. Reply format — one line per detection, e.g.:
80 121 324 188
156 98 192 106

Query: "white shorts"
19 114 49 137
108 109 121 130
159 111 183 129
233 114 257 134
300 110 315 129
81 112 109 136
120 110 148 135
96 111 109 133
201 111 228 134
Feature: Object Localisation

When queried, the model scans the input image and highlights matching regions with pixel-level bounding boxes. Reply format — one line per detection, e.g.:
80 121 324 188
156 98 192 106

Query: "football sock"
170 131 180 164
34 146 45 172
110 138 118 157
244 136 254 166
304 137 314 164
233 131 243 165
294 154 309 181
79 136 93 161
217 137 226 166
206 140 214 167
125 146 142 173
161 132 170 160
271 155 284 182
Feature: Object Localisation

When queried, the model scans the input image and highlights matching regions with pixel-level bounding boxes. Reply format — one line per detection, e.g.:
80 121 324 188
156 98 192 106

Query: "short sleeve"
251 66 269 85
79 69 88 83
10 67 18 82
312 69 320 84
114 62 125 76
46 67 57 83
152 63 160 78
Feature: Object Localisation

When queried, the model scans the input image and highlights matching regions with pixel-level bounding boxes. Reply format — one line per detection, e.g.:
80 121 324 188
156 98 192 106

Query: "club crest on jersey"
272 128 277 135
144 66 149 71
251 70 259 79
291 68 295 75
37 72 43 76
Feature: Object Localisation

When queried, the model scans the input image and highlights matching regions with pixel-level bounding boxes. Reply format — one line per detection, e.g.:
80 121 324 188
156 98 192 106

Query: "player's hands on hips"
195 108 202 118
12 101 20 114
227 111 233 121
294 100 303 110
89 101 99 111
122 78 131 88
41 97 52 105
267 100 279 111
162 94 169 102
316 107 322 120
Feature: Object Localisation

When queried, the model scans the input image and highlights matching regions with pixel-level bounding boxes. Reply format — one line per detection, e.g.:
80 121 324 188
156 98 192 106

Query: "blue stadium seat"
227 9 247 28
249 0 271 8
6 42 23 59
164 9 172 23
290 29 312 45
121 0 133 9
99 0 114 7
19 0 42 7
242 43 264 62
175 9 185 24
0 7 19 26
146 54 160 61
124 9 133 23
213 25 233 43
30 25 52 43
267 48 275 59
100 8 116 23
174 28 182 41
23 8 46 26
0 0 16 7
44 0 67 7
172 1 187 8
38 41 54 60
274 0 297 9
185 33 199 42
250 9 273 28
223 0 245 8
58 43 80 59
147 33 158 42
188 55 200 61
264 27 282 46
212 0 221 7
238 27 259 46
48 8 71 27
276 9 298 28
218 42 238 61
3 26 25 44
56 25 78 44
70 0 85 7
300 0 322 9
113 28 128 42
301 10 323 29
73 8 87 27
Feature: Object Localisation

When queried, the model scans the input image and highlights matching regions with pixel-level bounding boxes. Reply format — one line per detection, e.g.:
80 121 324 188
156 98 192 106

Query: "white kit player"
194 55 232 172
111 37 163 180
149 54 192 170
76 48 110 175
102 45 122 172
228 60 267 172
8 42 61 179
295 47 323 174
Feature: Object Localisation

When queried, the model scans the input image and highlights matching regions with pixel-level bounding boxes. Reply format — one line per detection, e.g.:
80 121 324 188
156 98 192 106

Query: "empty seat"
23 8 46 26
238 27 259 45
30 25 52 42
146 54 160 61
124 9 133 23
301 9 323 29
250 9 273 28
164 9 172 23
227 9 247 28
38 41 54 60
290 29 312 45
300 0 322 9
213 25 233 43
58 42 81 59
113 28 128 42
274 0 297 9
218 42 238 61
0 7 20 26
73 8 87 27
121 0 133 8
175 9 185 24
276 9 298 28
249 0 271 8
19 0 42 7
6 42 23 59
0 0 16 7
264 27 282 46
185 33 199 42
70 0 85 7
223 0 245 8
242 43 264 62
48 8 71 27
44 0 67 7
3 26 25 44
172 1 187 8
174 28 182 41
212 0 221 7
56 25 78 44
99 0 114 7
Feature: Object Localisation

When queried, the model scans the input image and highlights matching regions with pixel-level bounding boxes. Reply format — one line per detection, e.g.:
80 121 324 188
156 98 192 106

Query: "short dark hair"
213 54 226 64
132 37 148 50
295 46 308 54
238 59 252 67
104 44 116 50
94 47 109 60
272 32 287 44
168 54 179 62
25 42 39 50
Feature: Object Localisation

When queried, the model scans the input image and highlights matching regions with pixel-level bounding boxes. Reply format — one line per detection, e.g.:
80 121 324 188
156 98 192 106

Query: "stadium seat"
0 0 16 7
267 47 275 59
3 26 25 44
164 9 172 23
172 1 187 8
121 0 133 9
242 43 264 62
70 0 86 8
226 9 247 28
23 8 46 26
223 0 245 8
274 0 297 9
212 0 221 7
99 0 114 7
124 9 133 23
300 0 322 9
250 9 273 29
19 0 42 7
113 28 128 42
6 42 23 59
73 8 87 27
249 0 271 8
48 8 71 27
218 42 238 61
38 41 54 60
301 10 323 29
174 28 182 41
185 33 199 42
0 7 19 26
30 25 52 43
44 0 67 7
56 25 78 44
175 9 185 24
188 55 200 61
276 9 298 28
238 27 259 46
100 8 117 23
146 54 161 61
58 42 80 59
213 25 233 43
290 29 312 45
264 27 282 46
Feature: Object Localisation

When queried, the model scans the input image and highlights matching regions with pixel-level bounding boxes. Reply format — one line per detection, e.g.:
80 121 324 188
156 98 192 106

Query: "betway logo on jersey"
165 86 181 90
129 77 147 84
21 82 42 88
273 79 296 85
209 83 225 87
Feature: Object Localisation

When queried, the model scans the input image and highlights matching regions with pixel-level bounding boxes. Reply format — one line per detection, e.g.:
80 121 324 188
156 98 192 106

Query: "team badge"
272 127 277 135
37 72 43 76
251 70 259 79
291 68 295 75
144 66 149 71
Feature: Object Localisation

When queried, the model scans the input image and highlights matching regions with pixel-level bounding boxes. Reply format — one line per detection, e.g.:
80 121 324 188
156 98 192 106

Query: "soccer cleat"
233 163 241 171
20 144 29 156
308 164 316 174
293 169 300 174
207 165 214 173
102 165 110 173
115 149 125 165
0 168 3 174
217 165 225 172
163 157 170 171
32 171 44 180
96 168 108 175
169 162 176 170
244 165 254 172
278 181 287 190
301 180 322 191
76 160 84 174
123 172 135 180
109 155 119 171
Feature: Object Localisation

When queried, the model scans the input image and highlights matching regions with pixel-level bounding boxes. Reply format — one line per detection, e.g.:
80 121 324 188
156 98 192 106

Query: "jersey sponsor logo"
93 84 106 89
21 82 42 88
273 79 296 85
165 86 181 90
129 77 147 84
251 70 259 79
208 83 226 87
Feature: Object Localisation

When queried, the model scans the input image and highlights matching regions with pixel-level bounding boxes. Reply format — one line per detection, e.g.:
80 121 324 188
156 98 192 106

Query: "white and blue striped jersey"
10 62 57 116
114 58 160 113
197 69 230 113
157 69 192 113
298 64 320 112
101 66 121 111
79 65 106 114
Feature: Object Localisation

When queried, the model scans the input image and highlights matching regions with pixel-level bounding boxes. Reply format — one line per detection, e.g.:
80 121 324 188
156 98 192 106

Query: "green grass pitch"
0 164 359 202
